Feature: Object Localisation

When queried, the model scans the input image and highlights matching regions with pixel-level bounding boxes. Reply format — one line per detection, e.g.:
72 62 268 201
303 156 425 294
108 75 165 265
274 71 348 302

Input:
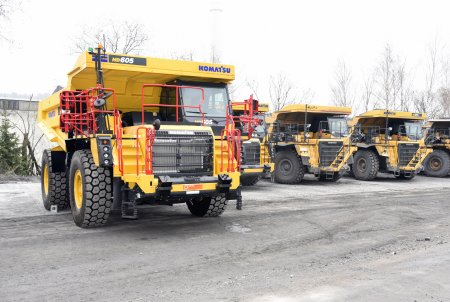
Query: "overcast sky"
1 0 450 107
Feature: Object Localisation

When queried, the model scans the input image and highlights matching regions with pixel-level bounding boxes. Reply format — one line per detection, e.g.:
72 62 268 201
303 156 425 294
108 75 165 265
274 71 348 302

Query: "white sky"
1 0 450 107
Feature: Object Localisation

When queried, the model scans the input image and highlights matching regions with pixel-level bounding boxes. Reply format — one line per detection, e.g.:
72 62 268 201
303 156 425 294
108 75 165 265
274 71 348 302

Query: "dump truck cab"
38 48 245 227
268 104 355 183
231 101 273 186
423 119 450 177
350 110 431 180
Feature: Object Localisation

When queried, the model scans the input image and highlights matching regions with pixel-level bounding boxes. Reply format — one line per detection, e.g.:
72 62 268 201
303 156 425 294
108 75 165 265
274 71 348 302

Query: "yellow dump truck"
423 119 450 177
268 104 355 183
231 100 273 186
38 46 246 227
350 110 431 180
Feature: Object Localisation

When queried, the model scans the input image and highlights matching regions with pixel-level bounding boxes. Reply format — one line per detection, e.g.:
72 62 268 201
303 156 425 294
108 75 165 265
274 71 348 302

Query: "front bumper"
240 163 274 175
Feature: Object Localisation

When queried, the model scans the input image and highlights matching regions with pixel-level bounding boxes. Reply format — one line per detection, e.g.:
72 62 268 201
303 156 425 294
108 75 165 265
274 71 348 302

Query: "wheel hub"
357 158 367 172
74 170 83 209
279 159 292 175
430 157 442 171
43 165 49 196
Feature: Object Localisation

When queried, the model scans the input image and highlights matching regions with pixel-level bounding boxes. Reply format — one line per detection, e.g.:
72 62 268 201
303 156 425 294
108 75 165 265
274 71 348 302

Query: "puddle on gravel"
226 222 252 234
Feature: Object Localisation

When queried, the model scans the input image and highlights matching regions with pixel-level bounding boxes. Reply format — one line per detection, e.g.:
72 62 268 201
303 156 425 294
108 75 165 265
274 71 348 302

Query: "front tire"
187 194 228 217
274 149 304 184
69 150 112 228
41 150 69 211
424 150 450 178
352 149 379 181
240 174 262 186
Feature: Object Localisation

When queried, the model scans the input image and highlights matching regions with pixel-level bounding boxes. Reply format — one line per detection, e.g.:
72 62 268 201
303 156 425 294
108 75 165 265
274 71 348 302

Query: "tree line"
330 42 450 118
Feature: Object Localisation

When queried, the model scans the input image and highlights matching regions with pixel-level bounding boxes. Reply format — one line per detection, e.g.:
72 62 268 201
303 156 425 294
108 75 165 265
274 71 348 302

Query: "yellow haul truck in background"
349 110 431 180
268 104 355 183
38 46 246 228
231 100 273 186
423 119 450 177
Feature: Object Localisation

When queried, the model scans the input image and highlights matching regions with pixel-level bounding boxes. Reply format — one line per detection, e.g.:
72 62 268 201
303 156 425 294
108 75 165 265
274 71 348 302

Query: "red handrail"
135 127 156 176
220 128 242 173
59 85 124 174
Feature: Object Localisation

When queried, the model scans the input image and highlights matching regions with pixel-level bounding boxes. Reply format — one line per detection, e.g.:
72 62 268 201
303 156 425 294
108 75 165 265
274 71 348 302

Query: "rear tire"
69 150 112 228
187 194 228 217
240 174 262 186
352 149 379 181
41 150 69 211
424 150 450 178
274 149 304 184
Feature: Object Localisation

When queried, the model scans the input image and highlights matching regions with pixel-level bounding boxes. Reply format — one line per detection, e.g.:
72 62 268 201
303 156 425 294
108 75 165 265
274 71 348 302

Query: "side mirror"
93 98 106 108
153 119 161 131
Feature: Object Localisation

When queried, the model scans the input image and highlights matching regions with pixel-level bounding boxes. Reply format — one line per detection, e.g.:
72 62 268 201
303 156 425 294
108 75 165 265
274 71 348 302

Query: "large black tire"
318 172 342 182
424 150 450 178
274 149 304 184
69 150 112 228
41 149 69 211
352 149 379 181
240 174 262 186
187 194 228 217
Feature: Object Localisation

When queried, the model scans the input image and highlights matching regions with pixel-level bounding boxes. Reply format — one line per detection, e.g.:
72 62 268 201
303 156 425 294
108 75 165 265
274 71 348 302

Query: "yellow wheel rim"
74 170 83 209
43 165 49 196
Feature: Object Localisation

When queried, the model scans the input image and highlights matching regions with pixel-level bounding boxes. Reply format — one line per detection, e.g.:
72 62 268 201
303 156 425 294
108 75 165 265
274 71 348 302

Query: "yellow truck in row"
349 110 431 180
424 119 450 177
267 104 355 183
38 46 252 227
232 101 273 186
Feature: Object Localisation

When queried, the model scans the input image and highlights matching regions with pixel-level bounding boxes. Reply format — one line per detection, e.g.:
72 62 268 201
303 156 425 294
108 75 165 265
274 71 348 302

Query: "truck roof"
68 51 235 90
61 51 235 111
232 102 269 113
278 104 352 115
276 104 352 115
269 104 351 125
356 109 426 120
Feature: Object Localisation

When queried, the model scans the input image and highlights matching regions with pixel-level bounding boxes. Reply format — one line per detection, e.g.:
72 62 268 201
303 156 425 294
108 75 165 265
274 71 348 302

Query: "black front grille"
242 141 260 165
318 141 343 167
152 130 213 176
398 143 419 166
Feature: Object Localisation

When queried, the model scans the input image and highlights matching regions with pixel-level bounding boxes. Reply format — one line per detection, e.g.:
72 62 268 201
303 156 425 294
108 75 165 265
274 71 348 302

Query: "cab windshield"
328 117 349 137
181 86 228 118
404 122 423 140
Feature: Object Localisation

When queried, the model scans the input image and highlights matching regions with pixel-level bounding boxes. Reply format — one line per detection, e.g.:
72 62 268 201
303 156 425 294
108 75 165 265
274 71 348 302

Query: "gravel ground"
0 174 450 301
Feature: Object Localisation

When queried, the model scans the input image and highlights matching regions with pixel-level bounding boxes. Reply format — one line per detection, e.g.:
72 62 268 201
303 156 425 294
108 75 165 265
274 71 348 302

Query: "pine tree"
0 110 25 174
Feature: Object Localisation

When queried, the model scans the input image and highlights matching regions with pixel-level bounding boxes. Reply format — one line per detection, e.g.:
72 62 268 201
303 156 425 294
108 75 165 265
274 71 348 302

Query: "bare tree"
0 0 9 18
374 44 397 110
413 42 440 118
10 95 44 175
269 73 296 112
437 53 450 117
245 78 261 101
170 51 194 61
331 60 353 107
74 21 149 54
0 0 18 42
361 73 375 112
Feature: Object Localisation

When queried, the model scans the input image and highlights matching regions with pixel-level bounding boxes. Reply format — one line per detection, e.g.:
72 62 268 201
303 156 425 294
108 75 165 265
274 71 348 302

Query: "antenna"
210 2 223 63
304 104 308 142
